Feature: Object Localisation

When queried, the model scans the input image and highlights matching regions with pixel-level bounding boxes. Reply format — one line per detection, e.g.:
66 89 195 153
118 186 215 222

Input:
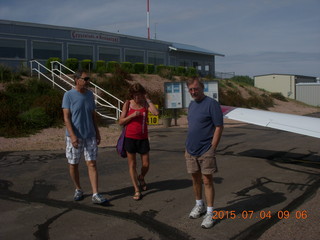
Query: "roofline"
296 82 320 85
254 73 317 78
0 19 170 45
1 19 225 57
171 48 225 57
169 43 224 57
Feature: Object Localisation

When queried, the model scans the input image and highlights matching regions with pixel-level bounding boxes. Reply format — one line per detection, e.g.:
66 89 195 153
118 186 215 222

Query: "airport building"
0 19 224 76
254 74 319 107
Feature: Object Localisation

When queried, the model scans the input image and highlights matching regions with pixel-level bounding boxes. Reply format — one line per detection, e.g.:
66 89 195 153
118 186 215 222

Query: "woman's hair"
129 83 147 99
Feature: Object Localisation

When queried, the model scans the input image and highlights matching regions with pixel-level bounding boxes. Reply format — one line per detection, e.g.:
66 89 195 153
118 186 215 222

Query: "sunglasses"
80 77 90 81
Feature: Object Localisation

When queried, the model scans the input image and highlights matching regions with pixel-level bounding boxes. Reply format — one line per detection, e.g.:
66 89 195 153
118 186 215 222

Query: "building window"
148 51 165 65
125 49 144 63
68 44 93 60
99 47 121 62
179 60 189 67
169 57 176 66
0 38 25 59
32 41 62 60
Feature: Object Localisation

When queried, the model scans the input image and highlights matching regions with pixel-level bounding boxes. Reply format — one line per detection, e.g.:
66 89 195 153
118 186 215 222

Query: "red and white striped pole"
147 0 150 39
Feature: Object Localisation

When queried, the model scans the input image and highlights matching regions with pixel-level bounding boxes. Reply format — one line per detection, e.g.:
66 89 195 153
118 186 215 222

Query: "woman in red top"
119 83 159 200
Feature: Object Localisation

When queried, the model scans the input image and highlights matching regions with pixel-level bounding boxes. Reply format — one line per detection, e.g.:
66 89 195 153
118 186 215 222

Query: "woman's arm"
146 98 159 116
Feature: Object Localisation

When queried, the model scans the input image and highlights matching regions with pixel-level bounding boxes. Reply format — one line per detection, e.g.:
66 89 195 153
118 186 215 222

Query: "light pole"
147 0 150 39
154 22 158 39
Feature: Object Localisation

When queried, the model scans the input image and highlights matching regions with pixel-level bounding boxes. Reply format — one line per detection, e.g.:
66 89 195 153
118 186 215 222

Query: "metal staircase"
30 60 123 121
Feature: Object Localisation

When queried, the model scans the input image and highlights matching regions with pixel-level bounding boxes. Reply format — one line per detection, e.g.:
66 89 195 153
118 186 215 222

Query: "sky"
1 0 319 78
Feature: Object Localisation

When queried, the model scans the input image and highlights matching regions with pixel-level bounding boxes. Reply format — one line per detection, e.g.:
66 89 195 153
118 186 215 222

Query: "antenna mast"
147 0 150 39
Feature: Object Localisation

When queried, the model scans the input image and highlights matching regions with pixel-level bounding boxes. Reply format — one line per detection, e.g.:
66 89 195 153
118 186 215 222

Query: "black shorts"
124 137 150 154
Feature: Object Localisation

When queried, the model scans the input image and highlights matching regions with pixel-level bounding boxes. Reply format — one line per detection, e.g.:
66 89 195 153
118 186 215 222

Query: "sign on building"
164 83 183 109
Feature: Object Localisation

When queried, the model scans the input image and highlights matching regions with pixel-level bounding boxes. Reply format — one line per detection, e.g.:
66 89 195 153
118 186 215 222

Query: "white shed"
296 83 320 107
254 74 317 100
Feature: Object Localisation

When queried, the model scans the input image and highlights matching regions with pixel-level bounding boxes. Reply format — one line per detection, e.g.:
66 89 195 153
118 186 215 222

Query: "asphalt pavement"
0 123 319 240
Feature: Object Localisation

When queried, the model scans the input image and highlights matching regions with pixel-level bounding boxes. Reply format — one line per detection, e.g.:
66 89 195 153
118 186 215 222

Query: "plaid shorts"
65 136 98 164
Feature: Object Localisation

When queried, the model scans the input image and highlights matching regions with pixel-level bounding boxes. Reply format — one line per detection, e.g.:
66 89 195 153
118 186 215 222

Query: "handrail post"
38 64 40 80
51 61 54 88
30 61 33 77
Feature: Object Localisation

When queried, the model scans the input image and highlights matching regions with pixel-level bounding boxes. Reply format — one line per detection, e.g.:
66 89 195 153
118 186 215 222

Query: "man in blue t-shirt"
62 70 107 205
185 77 224 229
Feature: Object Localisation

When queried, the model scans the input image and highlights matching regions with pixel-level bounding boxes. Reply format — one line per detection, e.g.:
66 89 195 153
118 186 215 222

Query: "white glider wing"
221 106 320 139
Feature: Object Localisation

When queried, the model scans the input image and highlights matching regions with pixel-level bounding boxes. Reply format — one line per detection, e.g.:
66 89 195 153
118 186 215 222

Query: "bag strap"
123 100 130 129
125 100 130 116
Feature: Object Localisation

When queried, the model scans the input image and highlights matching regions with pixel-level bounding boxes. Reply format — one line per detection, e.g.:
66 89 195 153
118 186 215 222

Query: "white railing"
30 60 123 120
30 60 73 92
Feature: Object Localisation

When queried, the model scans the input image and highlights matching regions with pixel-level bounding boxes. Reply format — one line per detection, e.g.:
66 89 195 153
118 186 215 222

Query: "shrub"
247 94 274 109
46 57 61 70
18 107 51 129
95 60 106 72
106 61 120 73
32 90 64 125
133 63 145 74
0 97 20 131
98 72 131 106
65 58 79 71
219 88 246 107
16 62 30 77
145 64 155 74
175 66 186 76
121 62 133 73
186 67 197 77
231 75 254 86
0 79 63 137
270 92 288 102
0 64 21 83
5 81 28 95
157 65 173 80
81 59 93 71
26 78 52 96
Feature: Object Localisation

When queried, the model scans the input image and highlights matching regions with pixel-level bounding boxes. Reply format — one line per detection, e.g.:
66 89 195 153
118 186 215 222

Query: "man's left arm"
211 125 224 151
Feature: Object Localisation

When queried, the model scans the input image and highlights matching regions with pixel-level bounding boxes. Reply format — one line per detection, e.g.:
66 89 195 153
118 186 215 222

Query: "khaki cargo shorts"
185 146 218 175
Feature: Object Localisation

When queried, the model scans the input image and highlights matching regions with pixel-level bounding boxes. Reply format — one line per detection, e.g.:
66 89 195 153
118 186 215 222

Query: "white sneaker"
201 212 216 229
92 193 108 204
73 189 83 201
189 204 206 219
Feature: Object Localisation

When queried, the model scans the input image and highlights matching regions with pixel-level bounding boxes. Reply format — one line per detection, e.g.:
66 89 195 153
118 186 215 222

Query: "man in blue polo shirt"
185 77 224 229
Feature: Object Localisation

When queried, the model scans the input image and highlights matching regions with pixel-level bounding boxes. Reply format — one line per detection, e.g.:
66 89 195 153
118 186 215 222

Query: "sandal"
138 175 147 191
133 191 142 201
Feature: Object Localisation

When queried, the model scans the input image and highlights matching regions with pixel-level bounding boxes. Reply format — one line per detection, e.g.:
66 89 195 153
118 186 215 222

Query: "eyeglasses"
80 77 90 81
188 88 199 92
